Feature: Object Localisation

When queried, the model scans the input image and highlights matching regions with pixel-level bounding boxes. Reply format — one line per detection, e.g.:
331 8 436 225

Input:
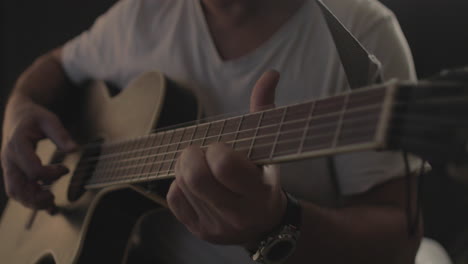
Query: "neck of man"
199 0 306 60
200 0 305 27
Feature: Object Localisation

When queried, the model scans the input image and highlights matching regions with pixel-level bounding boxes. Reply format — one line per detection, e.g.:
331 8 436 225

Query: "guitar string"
141 92 468 137
83 133 436 189
64 107 467 173
61 87 468 188
82 124 376 181
82 130 448 189
53 95 468 156
81 118 455 186
70 110 382 168
70 100 384 154
45 93 468 180
59 115 468 188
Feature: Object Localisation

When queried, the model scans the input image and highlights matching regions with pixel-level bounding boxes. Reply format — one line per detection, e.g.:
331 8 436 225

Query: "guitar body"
0 72 199 264
1 69 466 264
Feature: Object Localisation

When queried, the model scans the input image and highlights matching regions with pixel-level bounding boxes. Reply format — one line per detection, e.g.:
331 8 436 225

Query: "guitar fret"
204 120 224 145
248 112 264 159
177 126 195 150
217 120 226 143
298 102 316 154
249 109 283 160
332 93 350 147
232 115 245 150
141 134 158 180
125 138 145 181
152 131 167 177
110 139 134 182
269 107 288 160
167 128 186 174
274 103 313 157
235 113 262 156
201 122 212 147
302 96 345 152
84 86 395 189
133 137 152 182
219 117 242 147
337 90 386 147
90 145 110 184
192 123 209 146
188 125 197 146
159 131 175 175
148 132 164 179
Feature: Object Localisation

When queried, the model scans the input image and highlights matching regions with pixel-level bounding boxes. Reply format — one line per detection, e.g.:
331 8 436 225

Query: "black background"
0 0 467 262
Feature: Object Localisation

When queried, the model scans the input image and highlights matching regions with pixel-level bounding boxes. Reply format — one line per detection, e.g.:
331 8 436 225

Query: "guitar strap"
315 0 384 90
315 0 384 203
316 3 424 237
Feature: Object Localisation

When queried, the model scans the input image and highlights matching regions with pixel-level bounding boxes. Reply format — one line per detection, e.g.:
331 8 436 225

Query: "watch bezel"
252 225 300 264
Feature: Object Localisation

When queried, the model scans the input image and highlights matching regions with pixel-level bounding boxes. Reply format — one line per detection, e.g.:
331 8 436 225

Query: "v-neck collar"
192 0 310 68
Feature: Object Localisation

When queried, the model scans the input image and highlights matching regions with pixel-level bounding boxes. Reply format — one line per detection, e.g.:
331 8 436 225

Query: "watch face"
261 235 297 264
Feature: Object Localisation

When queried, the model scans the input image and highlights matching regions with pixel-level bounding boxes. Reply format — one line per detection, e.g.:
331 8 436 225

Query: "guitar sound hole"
37 254 55 264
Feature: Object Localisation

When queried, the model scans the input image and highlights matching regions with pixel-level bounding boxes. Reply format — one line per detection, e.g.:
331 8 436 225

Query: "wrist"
245 188 288 248
247 191 302 264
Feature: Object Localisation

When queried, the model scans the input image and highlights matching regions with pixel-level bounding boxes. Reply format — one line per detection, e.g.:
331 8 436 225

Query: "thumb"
250 70 280 113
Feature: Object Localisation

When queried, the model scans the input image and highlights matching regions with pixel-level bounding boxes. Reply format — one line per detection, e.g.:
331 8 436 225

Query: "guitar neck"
83 83 396 189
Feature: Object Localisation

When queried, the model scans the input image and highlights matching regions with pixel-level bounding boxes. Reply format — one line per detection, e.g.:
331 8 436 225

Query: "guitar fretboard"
83 85 394 189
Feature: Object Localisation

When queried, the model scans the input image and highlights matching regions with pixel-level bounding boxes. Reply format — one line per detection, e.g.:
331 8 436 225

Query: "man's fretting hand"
167 70 287 245
1 95 77 210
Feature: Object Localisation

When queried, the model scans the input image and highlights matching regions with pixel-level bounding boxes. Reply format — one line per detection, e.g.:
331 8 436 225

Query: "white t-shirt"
62 0 422 262
63 0 419 203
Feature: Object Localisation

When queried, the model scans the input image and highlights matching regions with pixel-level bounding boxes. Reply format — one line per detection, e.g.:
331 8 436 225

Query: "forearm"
287 179 422 264
4 48 80 135
8 48 69 108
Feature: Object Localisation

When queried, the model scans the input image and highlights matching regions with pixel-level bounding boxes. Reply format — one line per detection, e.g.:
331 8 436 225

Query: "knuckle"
179 148 207 190
184 165 206 190
166 184 181 208
210 151 232 181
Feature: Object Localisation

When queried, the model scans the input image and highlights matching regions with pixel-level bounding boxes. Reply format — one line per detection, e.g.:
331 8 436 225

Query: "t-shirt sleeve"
61 0 136 85
333 10 426 195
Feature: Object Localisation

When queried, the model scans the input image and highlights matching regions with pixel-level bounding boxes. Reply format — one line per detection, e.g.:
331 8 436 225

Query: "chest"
205 22 279 61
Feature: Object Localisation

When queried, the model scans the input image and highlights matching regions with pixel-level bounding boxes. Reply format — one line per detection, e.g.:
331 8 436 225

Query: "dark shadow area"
381 0 468 78
380 0 468 263
0 1 467 263
0 0 117 213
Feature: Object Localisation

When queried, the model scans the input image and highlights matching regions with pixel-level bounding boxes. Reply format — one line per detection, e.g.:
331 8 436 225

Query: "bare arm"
287 177 421 264
8 49 68 107
1 48 77 210
168 71 422 264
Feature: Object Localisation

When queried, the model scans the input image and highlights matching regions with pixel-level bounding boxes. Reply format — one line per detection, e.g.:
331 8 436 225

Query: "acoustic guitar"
0 71 467 263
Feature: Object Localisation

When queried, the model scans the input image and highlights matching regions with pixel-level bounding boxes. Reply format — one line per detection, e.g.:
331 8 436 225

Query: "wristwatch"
250 191 302 264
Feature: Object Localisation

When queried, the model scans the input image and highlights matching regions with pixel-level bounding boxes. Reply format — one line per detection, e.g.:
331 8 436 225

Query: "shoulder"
320 0 397 38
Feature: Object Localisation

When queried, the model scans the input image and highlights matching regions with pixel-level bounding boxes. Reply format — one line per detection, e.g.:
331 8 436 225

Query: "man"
1 0 423 263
